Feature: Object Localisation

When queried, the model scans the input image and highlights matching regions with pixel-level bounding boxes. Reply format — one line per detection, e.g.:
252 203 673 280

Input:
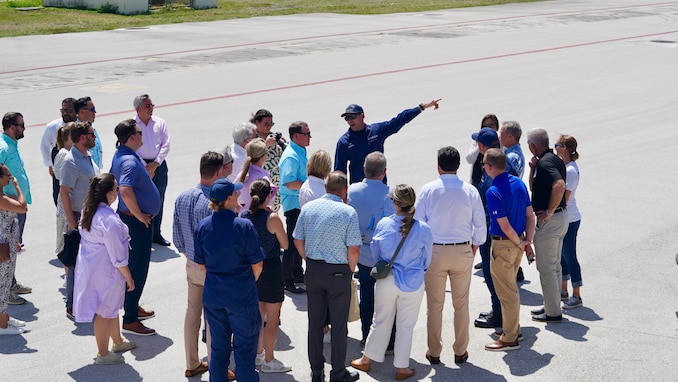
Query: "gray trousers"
533 211 568 317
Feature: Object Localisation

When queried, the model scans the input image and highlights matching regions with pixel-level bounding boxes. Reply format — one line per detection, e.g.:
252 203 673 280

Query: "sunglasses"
296 131 311 137
142 103 154 109
344 114 358 121
264 122 275 127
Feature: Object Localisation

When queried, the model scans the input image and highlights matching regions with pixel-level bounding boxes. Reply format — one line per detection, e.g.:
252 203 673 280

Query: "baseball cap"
341 104 364 117
471 127 500 147
210 178 243 202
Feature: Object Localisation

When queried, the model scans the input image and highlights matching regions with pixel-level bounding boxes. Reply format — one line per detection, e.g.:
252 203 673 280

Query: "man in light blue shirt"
279 121 311 294
293 171 361 382
347 152 394 346
499 121 525 178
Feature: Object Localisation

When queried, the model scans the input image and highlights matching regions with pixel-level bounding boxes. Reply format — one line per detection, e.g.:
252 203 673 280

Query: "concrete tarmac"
1 0 678 380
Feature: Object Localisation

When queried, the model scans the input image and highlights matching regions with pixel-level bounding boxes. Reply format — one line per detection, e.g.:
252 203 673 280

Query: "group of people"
0 98 584 382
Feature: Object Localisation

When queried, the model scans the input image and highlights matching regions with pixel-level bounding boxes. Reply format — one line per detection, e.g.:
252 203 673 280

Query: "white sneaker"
95 352 125 365
0 326 24 335
8 317 26 327
261 358 292 373
255 350 265 366
112 340 137 353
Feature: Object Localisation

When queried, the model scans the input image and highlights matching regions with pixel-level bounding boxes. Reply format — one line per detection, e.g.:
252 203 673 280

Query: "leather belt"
554 207 566 214
492 234 526 241
433 241 470 246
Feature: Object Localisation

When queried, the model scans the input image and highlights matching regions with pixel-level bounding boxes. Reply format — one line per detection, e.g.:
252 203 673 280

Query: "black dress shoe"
330 370 359 382
284 284 306 294
516 267 525 282
532 313 562 323
312 372 325 382
425 352 440 365
153 236 171 246
531 307 545 315
474 312 502 328
478 310 492 318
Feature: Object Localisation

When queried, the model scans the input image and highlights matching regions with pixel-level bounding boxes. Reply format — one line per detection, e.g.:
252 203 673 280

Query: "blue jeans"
560 220 582 288
480 228 501 316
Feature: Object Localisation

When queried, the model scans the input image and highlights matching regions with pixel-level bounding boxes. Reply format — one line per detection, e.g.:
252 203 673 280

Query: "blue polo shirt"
334 106 421 184
279 141 307 212
110 145 160 216
194 209 265 308
486 172 531 237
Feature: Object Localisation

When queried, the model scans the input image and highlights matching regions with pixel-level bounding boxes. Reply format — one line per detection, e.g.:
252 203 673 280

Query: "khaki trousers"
490 239 524 343
184 258 211 370
425 244 474 357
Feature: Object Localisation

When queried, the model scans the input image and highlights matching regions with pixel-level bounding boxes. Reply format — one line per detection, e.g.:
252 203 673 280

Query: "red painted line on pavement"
26 28 678 128
3 1 676 75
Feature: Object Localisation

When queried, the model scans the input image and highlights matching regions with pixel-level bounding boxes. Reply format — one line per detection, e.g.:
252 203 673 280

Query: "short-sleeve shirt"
0 134 31 204
194 209 265 308
279 141 307 212
486 172 532 237
293 193 361 264
110 145 160 216
60 147 99 212
531 150 566 212
347 178 394 266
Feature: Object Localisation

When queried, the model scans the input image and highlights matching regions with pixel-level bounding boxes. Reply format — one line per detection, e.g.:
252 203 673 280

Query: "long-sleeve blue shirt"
334 106 421 184
370 215 432 292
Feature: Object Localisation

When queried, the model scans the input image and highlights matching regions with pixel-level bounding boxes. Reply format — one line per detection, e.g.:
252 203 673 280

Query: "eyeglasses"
297 131 311 137
134 130 143 136
264 122 275 127
554 143 564 148
344 114 358 121
87 107 96 113
13 123 25 128
142 103 154 109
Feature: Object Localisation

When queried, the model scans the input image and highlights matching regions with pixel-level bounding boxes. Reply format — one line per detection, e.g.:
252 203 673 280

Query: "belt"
433 241 470 246
491 234 526 241
117 210 134 217
553 207 566 214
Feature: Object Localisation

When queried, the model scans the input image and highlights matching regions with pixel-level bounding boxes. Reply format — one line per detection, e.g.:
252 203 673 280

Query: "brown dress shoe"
395 368 415 381
121 321 156 336
228 368 236 381
138 306 155 320
485 339 520 352
350 359 370 372
185 361 209 377
454 351 469 364
425 352 440 365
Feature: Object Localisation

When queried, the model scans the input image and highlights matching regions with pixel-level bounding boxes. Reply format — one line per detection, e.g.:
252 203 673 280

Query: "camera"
270 131 287 150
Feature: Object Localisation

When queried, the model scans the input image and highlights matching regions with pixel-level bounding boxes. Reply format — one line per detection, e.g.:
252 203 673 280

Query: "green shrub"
97 2 118 13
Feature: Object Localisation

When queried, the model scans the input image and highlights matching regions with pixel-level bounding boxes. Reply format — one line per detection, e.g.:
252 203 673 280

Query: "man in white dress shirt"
415 146 486 365
40 97 77 206
134 94 171 246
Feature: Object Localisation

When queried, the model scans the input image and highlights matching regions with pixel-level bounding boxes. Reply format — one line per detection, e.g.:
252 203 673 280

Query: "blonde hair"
307 149 332 179
238 138 267 183
390 184 417 237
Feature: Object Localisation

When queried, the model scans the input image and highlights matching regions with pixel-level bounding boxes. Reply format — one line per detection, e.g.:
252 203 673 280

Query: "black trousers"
305 259 351 381
147 160 168 239
283 208 303 285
